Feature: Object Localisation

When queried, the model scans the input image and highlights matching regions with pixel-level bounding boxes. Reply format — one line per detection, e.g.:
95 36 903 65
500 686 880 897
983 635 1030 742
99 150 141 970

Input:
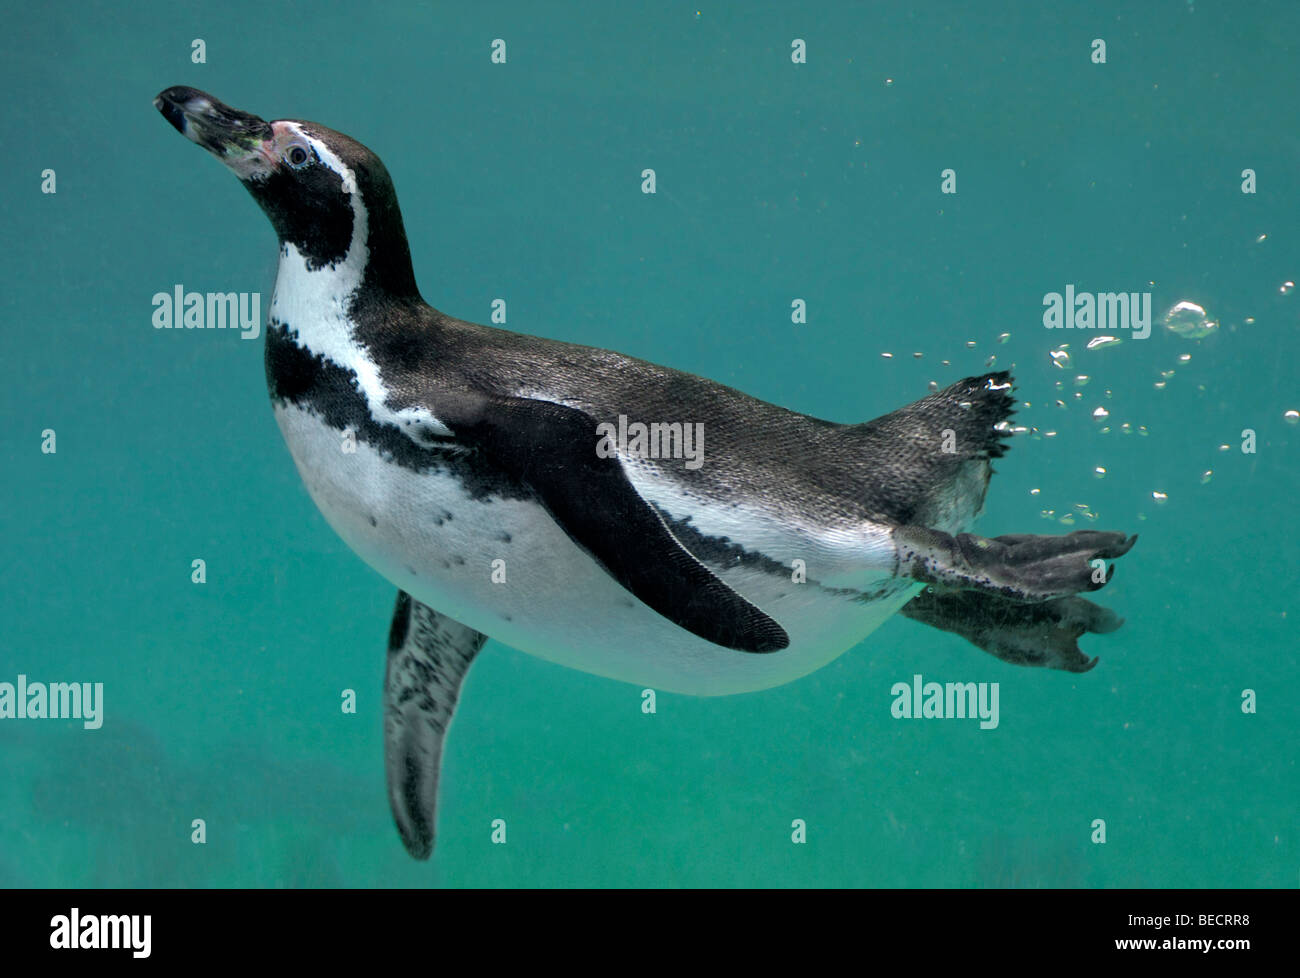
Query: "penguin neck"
269 190 424 360
354 183 420 301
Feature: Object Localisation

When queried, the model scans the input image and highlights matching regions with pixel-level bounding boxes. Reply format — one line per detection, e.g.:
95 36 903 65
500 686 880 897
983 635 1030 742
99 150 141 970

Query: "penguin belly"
272 401 920 695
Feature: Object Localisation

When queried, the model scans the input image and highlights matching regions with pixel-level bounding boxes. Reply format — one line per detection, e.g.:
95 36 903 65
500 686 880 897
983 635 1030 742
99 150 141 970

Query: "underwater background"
2 0 1295 887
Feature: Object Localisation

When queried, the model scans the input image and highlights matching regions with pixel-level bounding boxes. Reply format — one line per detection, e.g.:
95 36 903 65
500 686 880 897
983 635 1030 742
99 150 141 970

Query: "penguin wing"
445 392 790 653
384 591 485 859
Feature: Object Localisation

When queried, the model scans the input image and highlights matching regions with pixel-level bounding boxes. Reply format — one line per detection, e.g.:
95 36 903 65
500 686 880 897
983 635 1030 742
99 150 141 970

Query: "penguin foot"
894 527 1137 603
900 588 1123 673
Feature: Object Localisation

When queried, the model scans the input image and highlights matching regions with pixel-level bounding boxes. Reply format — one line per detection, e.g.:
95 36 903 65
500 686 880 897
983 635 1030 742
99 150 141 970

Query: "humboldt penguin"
154 87 1136 858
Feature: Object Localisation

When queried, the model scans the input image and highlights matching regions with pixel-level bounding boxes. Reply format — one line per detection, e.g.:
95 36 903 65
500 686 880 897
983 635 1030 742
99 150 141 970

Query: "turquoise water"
2 1 1295 887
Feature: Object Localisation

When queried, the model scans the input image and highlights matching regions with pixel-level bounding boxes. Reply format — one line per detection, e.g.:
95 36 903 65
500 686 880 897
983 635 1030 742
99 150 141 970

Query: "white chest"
271 401 917 696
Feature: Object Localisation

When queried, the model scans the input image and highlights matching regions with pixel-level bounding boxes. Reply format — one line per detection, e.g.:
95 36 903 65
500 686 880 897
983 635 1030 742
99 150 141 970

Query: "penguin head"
155 87 417 294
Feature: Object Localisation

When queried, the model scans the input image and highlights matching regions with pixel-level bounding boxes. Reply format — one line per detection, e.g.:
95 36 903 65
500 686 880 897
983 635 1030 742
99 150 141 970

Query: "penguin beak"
154 86 277 180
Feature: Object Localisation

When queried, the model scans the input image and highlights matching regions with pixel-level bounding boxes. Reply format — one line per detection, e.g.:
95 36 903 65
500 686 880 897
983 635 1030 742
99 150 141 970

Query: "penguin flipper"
384 591 486 860
449 394 790 654
900 588 1122 673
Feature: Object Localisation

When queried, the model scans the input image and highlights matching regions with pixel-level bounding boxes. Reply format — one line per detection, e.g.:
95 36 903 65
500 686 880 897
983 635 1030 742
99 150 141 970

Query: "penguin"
154 87 1137 859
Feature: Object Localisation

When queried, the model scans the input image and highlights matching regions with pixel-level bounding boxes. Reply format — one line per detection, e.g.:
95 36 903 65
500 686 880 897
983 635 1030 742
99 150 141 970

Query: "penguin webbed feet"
894 527 1137 672
896 527 1137 603
900 588 1121 673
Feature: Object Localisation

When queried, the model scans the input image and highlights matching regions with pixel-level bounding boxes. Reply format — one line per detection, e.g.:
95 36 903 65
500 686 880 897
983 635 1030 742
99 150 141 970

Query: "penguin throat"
268 168 370 350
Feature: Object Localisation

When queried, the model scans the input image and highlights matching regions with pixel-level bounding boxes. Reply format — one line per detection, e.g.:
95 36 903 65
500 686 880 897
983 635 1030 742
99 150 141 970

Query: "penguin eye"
284 143 311 169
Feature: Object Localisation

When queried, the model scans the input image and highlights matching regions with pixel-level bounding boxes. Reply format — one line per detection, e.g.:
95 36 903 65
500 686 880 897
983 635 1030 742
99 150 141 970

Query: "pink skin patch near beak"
220 120 302 181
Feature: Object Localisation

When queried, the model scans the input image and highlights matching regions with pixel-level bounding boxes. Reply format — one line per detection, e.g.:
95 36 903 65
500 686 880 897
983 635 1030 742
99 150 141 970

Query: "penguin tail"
852 370 1016 459
900 370 1017 460
838 371 1017 525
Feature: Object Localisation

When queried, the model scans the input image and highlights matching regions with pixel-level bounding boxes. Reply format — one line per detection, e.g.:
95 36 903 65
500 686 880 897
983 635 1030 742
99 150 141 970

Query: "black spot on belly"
498 532 512 543
368 515 378 527
451 555 466 566
405 565 418 577
501 613 513 622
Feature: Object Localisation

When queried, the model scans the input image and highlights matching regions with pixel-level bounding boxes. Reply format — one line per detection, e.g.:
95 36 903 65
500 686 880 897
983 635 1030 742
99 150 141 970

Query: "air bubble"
1163 300 1218 338
1086 336 1122 351
1092 407 1109 420
1152 490 1169 504
1094 467 1106 478
1285 410 1299 425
